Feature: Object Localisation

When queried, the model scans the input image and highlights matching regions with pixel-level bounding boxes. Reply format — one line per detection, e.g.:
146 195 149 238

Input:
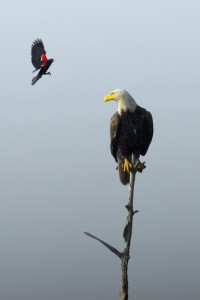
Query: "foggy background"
0 0 200 299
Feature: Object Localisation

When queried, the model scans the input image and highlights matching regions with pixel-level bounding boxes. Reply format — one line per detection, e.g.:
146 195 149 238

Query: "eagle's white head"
104 89 137 115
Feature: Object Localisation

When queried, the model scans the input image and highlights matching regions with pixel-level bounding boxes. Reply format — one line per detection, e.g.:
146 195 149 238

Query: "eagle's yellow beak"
104 92 115 103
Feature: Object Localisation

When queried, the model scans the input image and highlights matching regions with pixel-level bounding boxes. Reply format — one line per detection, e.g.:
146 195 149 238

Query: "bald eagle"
104 89 153 185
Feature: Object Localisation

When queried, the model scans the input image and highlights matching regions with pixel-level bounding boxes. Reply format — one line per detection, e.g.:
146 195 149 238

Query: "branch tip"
84 231 122 259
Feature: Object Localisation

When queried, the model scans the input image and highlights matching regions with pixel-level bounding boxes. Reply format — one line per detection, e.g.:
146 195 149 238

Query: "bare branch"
84 231 122 259
119 154 137 300
85 154 145 300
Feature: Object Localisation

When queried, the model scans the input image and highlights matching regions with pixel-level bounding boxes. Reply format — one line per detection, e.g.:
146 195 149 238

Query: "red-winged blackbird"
31 39 54 85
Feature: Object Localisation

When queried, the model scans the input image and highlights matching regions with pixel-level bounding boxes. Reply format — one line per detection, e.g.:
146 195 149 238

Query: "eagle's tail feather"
118 157 131 185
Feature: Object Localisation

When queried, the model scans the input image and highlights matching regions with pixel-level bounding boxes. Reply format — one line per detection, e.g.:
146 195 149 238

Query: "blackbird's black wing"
31 39 46 69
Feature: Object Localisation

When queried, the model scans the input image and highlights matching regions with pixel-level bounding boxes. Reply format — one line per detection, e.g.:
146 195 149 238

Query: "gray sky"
0 0 200 299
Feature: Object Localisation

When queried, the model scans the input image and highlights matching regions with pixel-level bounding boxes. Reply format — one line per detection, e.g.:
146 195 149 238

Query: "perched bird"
104 89 153 185
31 39 54 85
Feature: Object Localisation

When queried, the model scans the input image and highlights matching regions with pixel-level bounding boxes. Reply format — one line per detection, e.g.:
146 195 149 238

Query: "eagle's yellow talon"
123 158 132 173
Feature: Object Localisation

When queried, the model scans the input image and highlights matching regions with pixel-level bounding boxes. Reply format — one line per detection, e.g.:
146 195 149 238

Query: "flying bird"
31 39 54 85
104 89 153 185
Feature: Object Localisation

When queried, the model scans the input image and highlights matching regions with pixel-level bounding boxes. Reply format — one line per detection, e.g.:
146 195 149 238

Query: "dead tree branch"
85 154 144 300
119 154 137 300
84 232 122 258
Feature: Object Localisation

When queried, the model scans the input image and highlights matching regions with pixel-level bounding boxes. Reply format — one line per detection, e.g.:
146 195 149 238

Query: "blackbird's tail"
32 74 42 85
